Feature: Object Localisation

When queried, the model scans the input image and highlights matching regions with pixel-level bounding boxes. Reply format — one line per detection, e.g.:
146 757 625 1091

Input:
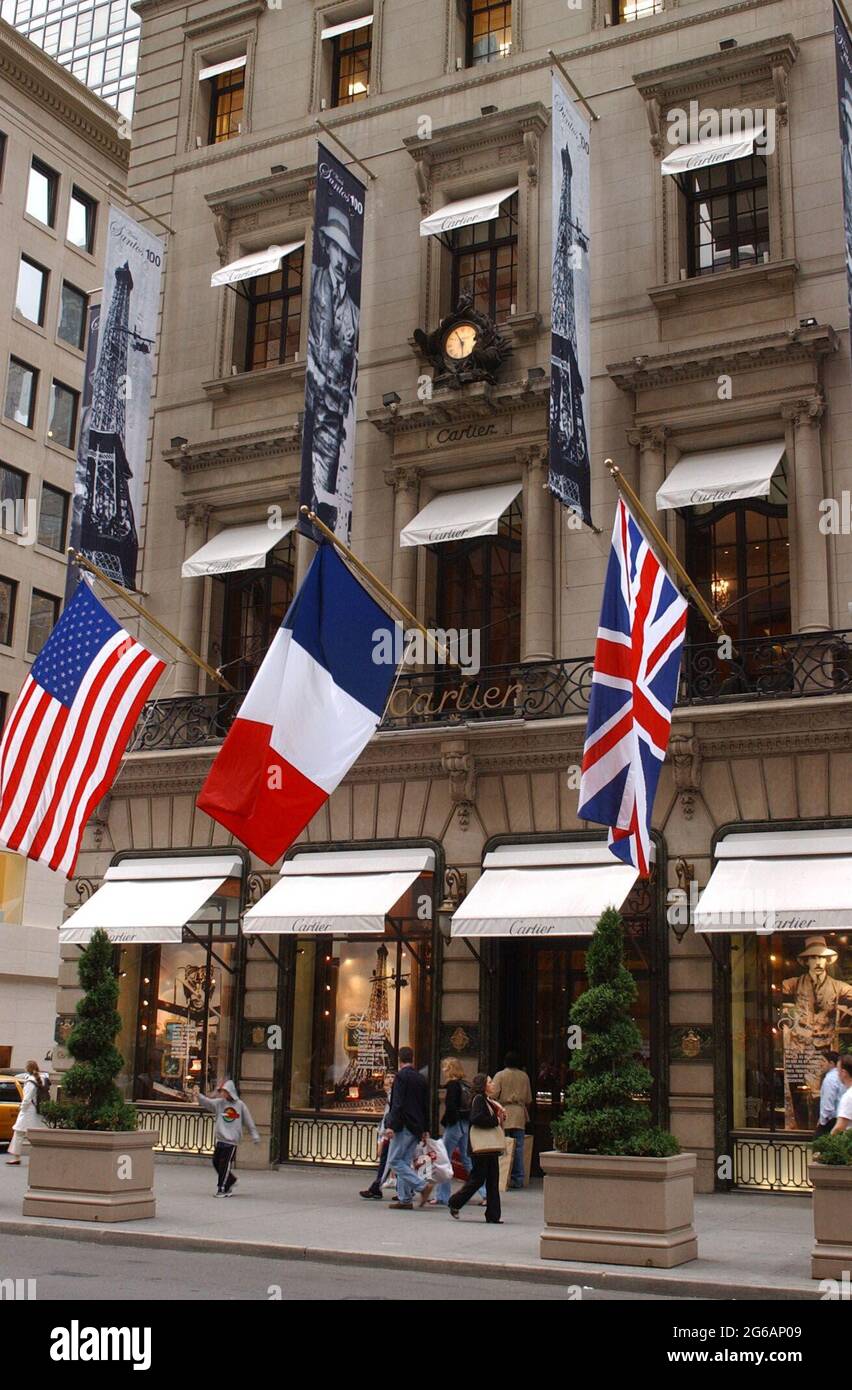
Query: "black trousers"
814 1122 834 1138
448 1151 501 1222
365 1141 390 1195
212 1141 238 1191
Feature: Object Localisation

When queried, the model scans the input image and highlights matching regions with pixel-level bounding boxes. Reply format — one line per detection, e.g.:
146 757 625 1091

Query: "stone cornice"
0 18 129 167
164 423 302 472
607 325 838 393
403 102 549 171
182 0 265 40
367 376 549 436
205 164 315 220
633 33 799 105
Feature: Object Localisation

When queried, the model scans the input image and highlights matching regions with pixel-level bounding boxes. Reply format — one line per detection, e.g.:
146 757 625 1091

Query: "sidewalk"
0 1158 821 1299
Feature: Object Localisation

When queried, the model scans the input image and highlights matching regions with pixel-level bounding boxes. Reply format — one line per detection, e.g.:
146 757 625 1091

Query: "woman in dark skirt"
448 1073 506 1224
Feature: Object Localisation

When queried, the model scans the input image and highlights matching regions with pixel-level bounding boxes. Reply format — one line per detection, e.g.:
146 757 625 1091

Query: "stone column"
173 504 210 696
521 445 555 662
785 397 830 633
628 426 668 522
385 466 421 615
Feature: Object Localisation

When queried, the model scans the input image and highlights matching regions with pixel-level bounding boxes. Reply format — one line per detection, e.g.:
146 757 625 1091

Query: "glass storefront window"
0 850 26 923
288 872 434 1116
731 931 852 1132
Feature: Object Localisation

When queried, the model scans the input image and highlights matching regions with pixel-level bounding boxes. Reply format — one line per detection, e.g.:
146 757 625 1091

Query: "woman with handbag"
448 1074 506 1224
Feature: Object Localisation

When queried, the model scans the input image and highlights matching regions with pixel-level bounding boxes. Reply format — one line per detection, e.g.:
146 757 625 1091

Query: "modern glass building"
1 0 138 117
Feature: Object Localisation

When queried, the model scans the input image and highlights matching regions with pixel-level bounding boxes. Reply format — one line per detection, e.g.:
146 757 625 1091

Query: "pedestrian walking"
435 1057 473 1206
192 1080 259 1195
384 1046 432 1210
491 1051 532 1189
448 1075 506 1224
6 1060 49 1164
831 1055 852 1134
815 1052 843 1137
359 1072 395 1200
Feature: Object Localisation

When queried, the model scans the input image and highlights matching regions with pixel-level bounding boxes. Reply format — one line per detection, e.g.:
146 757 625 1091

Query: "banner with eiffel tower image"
69 206 165 590
549 72 593 530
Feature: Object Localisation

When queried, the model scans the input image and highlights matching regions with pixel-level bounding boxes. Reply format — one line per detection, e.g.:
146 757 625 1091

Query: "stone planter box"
23 1129 158 1222
540 1150 698 1268
810 1160 852 1279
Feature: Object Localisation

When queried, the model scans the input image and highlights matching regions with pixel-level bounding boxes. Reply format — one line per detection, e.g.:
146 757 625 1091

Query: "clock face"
444 322 478 360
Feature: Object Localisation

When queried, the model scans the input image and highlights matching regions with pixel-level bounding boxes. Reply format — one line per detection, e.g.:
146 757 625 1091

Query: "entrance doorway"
494 876 662 1174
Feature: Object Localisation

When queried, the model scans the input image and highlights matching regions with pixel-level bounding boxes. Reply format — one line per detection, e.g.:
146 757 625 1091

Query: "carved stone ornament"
441 739 477 830
669 734 702 820
412 295 513 390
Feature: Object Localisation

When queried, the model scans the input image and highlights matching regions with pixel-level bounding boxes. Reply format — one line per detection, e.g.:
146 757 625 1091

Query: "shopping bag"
414 1137 453 1184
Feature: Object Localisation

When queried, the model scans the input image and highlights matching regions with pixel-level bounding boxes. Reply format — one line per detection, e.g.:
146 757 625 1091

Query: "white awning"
244 848 435 935
656 442 786 511
400 481 522 548
419 186 518 238
694 830 852 934
59 856 242 945
199 54 246 82
210 240 305 289
451 842 639 938
660 125 765 177
181 518 297 578
321 14 373 40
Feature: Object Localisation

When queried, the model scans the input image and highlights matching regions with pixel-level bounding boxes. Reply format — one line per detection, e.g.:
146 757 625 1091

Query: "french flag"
197 545 399 864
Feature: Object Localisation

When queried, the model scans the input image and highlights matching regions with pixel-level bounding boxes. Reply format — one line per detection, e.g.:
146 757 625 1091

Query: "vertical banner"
66 299 100 603
71 207 164 590
549 73 592 529
834 1 852 357
300 142 366 545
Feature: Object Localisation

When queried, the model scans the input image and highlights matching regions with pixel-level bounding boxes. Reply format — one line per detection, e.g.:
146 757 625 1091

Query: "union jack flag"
578 498 688 877
0 582 165 877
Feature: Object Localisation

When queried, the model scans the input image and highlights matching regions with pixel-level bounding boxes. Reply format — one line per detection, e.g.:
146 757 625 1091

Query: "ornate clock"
413 295 512 389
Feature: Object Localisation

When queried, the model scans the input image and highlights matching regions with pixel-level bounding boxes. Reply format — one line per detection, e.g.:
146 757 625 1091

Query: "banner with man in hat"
780 935 852 1128
299 143 366 545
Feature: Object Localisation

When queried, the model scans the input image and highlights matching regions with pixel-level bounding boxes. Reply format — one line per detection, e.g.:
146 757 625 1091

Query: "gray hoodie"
197 1080 259 1146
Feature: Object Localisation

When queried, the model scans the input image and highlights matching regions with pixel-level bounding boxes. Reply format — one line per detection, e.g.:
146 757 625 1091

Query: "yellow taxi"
0 1074 23 1144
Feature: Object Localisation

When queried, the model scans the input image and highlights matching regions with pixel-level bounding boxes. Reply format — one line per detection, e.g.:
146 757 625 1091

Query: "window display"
731 931 852 1131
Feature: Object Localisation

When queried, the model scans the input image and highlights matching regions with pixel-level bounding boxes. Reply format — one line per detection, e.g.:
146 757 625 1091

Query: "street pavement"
0 1155 819 1299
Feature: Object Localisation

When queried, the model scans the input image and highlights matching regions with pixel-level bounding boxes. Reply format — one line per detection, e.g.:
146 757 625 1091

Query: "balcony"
129 629 852 753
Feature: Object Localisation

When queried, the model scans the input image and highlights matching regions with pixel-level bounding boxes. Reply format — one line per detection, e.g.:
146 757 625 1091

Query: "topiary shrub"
551 906 679 1158
812 1130 852 1165
41 927 137 1132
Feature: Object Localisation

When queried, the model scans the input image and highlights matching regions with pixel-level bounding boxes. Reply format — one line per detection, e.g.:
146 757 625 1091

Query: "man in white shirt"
816 1052 843 1136
830 1056 852 1134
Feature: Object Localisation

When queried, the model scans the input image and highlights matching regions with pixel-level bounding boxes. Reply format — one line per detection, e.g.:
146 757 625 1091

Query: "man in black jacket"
384 1047 432 1210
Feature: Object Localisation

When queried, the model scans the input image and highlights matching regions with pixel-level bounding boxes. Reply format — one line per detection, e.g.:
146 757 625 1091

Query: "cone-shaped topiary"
551 906 679 1158
42 927 137 1132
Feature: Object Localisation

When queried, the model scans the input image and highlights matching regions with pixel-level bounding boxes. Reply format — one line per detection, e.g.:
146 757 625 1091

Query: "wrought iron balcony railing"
129 628 852 753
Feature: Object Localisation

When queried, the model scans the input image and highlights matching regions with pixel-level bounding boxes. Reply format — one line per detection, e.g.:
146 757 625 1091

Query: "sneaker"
388 1199 413 1210
417 1181 435 1208
223 1190 233 1197
214 1190 224 1196
359 1189 382 1200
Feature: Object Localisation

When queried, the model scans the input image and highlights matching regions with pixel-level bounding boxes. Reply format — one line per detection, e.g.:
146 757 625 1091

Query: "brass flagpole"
299 507 456 667
605 462 725 636
67 548 234 691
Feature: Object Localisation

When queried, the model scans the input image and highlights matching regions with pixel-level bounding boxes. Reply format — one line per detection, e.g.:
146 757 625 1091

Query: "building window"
47 379 79 449
612 0 664 21
0 691 7 732
330 21 371 107
684 154 769 277
731 930 852 1134
685 483 790 649
4 358 38 429
208 66 244 145
0 577 17 647
38 483 69 552
0 130 6 190
15 255 48 326
218 539 295 689
287 876 434 1118
435 498 522 667
0 850 26 924
28 589 60 655
0 463 26 539
67 186 97 252
450 192 518 322
26 157 58 227
58 281 88 350
244 249 304 371
467 0 511 66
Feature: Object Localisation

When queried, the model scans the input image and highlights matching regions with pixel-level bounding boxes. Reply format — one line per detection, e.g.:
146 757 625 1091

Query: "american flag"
0 581 165 877
578 498 688 877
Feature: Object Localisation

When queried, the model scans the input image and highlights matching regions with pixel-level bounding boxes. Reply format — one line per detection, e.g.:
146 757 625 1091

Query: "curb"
0 1219 821 1300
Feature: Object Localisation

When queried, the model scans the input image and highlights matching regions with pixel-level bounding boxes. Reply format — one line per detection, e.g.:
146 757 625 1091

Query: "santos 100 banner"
299 142 366 547
549 72 592 531
69 206 165 591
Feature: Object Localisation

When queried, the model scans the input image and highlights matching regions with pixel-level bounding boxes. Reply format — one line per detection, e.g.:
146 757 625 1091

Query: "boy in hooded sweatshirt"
195 1080 260 1196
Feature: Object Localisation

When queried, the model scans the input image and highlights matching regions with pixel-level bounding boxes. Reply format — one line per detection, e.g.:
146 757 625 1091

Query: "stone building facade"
0 19 128 1067
50 0 852 1194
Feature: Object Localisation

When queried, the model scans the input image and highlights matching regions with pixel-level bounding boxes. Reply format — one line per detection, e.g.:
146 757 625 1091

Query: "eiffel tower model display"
81 261 140 588
336 944 395 1109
